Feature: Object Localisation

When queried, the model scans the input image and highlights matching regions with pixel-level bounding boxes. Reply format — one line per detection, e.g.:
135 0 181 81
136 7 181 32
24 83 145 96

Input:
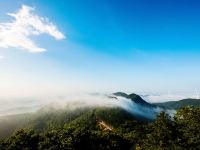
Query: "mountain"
113 92 129 98
113 92 155 107
1 93 200 149
0 92 169 139
0 92 154 139
0 105 148 140
154 98 200 109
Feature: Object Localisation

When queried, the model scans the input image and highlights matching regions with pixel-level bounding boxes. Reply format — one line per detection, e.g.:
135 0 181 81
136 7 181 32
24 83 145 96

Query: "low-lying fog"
1 92 196 118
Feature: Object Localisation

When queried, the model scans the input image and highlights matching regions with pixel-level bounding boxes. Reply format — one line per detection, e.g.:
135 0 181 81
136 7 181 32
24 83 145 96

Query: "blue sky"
0 0 200 98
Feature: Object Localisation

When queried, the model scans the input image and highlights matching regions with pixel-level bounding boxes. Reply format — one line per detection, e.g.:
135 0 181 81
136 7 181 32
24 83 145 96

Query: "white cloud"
0 56 4 59
0 5 65 53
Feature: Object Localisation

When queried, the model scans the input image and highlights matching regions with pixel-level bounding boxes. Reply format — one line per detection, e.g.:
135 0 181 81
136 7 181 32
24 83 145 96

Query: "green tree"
142 112 176 150
175 106 200 149
39 129 63 150
1 129 40 150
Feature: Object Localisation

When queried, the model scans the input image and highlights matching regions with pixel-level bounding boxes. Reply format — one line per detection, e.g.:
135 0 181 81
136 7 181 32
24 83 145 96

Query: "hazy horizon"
0 91 198 116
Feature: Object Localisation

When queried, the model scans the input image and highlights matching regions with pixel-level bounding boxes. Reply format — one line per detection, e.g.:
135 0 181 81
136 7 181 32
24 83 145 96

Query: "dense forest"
0 106 200 150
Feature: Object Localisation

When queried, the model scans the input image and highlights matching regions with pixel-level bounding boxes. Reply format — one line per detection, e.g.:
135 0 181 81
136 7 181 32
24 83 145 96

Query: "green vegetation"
0 106 200 150
155 98 200 109
0 106 90 139
1 93 200 149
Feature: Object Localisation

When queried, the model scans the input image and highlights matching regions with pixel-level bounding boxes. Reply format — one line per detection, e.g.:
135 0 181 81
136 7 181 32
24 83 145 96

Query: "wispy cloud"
0 56 4 59
0 5 65 53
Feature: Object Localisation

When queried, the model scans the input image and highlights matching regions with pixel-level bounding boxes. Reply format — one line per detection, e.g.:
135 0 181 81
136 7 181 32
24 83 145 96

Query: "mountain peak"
113 92 153 107
113 92 128 98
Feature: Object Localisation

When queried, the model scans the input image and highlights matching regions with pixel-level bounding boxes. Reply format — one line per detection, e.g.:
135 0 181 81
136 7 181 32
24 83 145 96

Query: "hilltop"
154 98 200 109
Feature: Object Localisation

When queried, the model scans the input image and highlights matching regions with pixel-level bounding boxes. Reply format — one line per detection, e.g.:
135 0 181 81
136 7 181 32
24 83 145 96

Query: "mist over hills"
0 92 200 149
0 92 160 139
1 91 197 140
113 92 200 110
113 92 155 107
1 91 199 117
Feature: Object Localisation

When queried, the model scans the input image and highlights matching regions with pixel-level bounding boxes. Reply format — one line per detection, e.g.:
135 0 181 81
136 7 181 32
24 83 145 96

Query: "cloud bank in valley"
0 93 175 119
0 5 65 53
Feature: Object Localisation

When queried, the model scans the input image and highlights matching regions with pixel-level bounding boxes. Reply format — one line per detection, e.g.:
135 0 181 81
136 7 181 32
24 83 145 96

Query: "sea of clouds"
0 92 187 118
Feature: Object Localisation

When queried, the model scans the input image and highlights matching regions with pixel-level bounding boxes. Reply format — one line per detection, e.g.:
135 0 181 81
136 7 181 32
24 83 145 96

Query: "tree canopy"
1 106 200 150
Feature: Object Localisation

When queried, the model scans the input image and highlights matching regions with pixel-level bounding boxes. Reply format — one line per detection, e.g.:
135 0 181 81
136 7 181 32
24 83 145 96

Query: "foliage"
1 107 200 150
155 99 200 109
174 106 200 149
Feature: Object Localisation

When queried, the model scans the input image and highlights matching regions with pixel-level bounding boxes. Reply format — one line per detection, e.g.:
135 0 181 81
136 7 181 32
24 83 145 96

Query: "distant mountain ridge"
154 98 200 109
113 92 200 110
